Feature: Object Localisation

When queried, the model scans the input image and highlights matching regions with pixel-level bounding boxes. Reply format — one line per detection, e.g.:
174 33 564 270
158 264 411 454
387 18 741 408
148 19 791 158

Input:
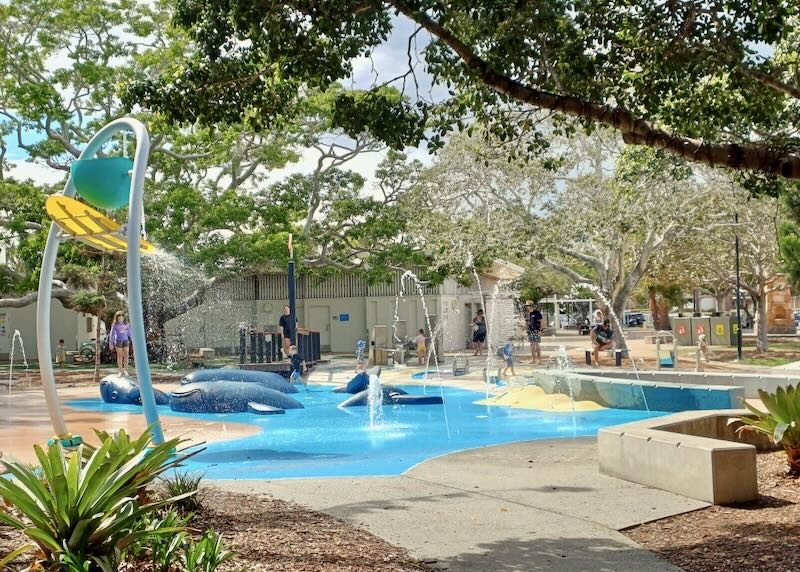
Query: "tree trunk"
755 295 769 352
610 296 628 351
648 285 660 331
657 302 671 330
786 445 800 476
93 310 102 383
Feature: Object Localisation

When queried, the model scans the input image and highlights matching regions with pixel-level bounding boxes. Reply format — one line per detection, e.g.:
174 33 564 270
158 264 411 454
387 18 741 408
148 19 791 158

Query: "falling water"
367 373 384 427
584 284 651 415
391 269 451 438
556 345 578 434
8 329 31 392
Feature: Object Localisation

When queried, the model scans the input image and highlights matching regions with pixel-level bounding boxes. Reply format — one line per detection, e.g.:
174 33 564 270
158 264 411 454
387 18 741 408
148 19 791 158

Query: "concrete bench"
598 409 772 504
584 348 628 366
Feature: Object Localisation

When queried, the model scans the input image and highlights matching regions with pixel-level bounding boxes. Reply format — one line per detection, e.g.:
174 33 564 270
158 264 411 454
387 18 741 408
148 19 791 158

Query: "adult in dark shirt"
525 300 543 364
591 319 615 366
472 309 487 356
278 305 295 359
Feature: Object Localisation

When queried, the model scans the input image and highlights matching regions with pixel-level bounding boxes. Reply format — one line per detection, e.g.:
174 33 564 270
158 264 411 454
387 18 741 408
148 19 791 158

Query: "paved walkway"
213 438 706 571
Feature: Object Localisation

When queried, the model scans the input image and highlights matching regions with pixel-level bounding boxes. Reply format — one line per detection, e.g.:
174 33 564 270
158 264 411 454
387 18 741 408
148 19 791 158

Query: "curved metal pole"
36 117 164 444
124 120 164 444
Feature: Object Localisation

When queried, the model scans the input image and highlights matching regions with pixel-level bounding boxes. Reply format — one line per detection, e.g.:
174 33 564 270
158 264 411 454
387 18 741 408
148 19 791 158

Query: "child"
697 334 714 362
109 311 131 376
415 329 426 366
502 337 516 377
55 339 67 367
355 339 367 372
288 344 304 377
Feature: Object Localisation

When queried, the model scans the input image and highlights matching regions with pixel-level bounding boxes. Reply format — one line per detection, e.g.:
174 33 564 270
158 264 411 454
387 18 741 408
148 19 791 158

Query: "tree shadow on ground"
433 534 674 571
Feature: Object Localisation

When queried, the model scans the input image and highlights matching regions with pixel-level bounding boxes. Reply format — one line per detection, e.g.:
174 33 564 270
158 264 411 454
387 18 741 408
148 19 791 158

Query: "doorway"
308 306 331 351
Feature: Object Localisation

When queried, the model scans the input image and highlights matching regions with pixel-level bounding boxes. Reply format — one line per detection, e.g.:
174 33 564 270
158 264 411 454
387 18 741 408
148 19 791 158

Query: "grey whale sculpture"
181 368 298 393
170 380 304 414
99 374 170 406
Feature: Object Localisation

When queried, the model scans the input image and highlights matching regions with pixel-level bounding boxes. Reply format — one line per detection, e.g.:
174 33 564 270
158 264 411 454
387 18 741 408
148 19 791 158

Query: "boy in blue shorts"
502 337 516 377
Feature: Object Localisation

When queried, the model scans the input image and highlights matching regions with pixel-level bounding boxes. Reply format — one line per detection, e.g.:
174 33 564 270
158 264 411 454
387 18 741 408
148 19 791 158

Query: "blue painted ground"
67 384 663 480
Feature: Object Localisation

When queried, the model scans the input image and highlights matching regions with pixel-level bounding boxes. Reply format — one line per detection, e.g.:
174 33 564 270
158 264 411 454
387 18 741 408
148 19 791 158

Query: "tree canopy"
130 1 800 180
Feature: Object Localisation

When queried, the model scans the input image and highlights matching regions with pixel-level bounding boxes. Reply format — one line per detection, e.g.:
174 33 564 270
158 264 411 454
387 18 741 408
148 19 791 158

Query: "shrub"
0 427 198 571
125 508 192 572
159 470 205 513
737 385 800 475
182 529 233 572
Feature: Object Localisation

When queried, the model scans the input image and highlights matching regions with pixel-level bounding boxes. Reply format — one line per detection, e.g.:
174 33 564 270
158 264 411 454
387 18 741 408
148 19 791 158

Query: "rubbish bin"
710 315 737 346
672 316 693 346
691 317 711 345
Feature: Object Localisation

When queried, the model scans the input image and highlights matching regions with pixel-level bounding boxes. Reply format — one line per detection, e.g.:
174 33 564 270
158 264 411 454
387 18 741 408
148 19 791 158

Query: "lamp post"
287 233 297 345
734 212 743 361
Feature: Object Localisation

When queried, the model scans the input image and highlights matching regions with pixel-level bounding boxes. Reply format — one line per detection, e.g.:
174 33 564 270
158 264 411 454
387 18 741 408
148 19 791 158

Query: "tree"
131 1 800 181
693 189 785 352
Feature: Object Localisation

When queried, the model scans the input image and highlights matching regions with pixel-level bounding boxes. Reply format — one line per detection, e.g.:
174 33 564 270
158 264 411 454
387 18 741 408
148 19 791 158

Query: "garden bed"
625 451 799 571
1 490 430 571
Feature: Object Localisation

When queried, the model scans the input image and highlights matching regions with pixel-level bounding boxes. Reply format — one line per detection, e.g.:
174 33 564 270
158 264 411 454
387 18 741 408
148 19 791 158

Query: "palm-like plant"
0 427 198 571
737 385 800 475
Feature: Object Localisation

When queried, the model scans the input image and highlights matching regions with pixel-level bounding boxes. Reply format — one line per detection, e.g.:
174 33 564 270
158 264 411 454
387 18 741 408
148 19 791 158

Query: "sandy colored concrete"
476 385 606 411
214 438 705 571
0 384 260 463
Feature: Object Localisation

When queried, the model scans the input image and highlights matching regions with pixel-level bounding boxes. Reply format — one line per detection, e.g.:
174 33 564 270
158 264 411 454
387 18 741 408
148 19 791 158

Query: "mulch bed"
625 451 800 572
1 491 429 571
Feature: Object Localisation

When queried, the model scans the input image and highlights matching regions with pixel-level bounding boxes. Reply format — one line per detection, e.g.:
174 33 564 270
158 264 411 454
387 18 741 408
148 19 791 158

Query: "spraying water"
584 284 651 415
556 345 578 434
367 373 383 427
8 329 31 392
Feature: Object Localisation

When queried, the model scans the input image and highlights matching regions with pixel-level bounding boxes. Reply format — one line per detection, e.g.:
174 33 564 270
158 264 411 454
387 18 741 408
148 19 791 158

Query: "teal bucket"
70 157 134 210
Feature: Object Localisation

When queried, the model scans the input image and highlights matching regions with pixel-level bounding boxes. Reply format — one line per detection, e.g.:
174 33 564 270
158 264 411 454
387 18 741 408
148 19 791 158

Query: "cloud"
6 160 66 186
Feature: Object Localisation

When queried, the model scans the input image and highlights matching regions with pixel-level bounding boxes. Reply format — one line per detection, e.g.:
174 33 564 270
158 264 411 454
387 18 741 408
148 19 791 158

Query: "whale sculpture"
170 380 304 414
332 367 383 394
181 368 298 393
100 374 170 406
337 386 412 407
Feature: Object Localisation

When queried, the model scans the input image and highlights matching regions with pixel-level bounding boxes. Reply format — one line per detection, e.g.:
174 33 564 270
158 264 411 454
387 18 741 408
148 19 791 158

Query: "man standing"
525 300 543 365
591 319 615 367
278 305 294 359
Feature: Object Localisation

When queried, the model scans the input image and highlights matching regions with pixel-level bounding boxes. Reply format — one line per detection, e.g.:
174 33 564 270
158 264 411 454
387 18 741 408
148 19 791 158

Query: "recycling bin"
672 316 693 346
691 317 711 345
710 315 737 346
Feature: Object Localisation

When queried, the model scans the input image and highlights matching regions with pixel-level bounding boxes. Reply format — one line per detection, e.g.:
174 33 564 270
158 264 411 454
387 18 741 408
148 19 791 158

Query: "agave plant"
0 427 199 571
737 385 800 475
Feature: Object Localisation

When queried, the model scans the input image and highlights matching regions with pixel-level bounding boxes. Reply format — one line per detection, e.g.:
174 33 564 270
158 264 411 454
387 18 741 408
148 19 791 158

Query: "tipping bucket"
70 157 133 210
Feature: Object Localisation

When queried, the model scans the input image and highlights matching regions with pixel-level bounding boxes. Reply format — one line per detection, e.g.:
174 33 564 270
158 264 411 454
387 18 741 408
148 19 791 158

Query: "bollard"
276 333 283 360
257 332 265 363
249 330 256 363
265 335 273 363
239 327 246 364
615 349 622 367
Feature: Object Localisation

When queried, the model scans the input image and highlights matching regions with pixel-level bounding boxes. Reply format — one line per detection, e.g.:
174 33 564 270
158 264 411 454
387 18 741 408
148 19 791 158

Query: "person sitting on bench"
591 319 615 367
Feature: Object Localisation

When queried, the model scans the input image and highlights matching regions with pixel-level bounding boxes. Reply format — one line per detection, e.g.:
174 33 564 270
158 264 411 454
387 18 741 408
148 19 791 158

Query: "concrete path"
213 438 705 571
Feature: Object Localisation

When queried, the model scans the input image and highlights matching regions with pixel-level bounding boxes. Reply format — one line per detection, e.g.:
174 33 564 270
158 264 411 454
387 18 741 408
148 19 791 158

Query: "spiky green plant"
159 471 205 514
737 385 800 475
182 529 233 572
0 427 199 571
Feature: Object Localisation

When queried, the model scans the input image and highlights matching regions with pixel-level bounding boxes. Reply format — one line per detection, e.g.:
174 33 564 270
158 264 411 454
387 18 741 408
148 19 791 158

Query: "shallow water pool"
68 384 662 480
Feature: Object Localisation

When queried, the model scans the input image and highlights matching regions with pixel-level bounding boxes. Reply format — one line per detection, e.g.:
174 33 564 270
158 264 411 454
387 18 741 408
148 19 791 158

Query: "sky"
5 14 443 192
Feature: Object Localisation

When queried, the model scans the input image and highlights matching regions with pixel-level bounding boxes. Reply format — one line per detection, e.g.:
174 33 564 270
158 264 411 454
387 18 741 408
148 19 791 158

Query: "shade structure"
45 195 154 254
70 156 133 210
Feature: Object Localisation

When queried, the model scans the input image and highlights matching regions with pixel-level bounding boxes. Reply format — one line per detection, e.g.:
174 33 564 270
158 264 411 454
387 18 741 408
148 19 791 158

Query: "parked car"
624 312 645 327
794 311 800 327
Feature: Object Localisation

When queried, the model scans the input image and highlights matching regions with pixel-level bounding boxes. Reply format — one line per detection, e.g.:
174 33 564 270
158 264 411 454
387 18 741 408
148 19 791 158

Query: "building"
165 263 523 355
0 301 98 361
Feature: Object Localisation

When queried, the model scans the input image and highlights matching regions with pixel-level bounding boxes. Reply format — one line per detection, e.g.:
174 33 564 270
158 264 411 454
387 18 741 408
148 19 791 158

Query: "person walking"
278 305 294 359
525 301 543 364
501 337 516 377
55 339 67 368
109 311 131 376
472 309 487 356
